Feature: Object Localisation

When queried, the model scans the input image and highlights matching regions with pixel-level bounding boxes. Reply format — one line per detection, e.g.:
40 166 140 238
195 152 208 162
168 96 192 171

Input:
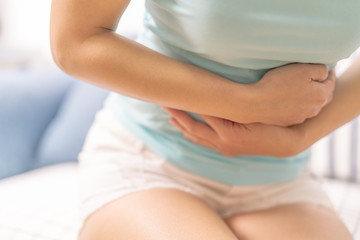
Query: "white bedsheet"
0 163 358 239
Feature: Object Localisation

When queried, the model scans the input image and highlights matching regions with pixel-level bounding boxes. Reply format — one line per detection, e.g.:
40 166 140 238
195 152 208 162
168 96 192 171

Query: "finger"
165 109 218 138
182 131 218 150
162 106 177 113
163 107 200 131
307 64 329 81
163 107 233 133
163 107 195 130
309 69 335 109
169 117 187 132
198 114 223 132
169 114 218 140
170 118 218 149
198 114 236 133
162 107 192 122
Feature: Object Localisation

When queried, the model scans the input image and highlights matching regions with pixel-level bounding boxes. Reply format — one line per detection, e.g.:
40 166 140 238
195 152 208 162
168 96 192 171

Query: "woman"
50 0 357 239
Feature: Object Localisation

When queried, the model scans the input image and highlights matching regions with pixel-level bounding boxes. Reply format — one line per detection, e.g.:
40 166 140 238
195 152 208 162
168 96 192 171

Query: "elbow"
50 38 76 75
50 31 102 78
50 26 85 76
50 41 64 71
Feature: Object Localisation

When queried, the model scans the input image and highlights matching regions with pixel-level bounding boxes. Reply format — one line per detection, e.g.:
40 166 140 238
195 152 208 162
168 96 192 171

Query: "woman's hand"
163 108 304 157
250 63 335 126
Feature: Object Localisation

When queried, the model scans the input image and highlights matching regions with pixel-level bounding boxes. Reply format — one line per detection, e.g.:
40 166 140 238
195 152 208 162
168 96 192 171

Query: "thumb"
199 114 234 132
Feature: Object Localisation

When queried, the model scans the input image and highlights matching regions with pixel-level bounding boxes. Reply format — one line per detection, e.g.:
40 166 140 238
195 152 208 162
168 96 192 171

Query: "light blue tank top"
109 0 360 185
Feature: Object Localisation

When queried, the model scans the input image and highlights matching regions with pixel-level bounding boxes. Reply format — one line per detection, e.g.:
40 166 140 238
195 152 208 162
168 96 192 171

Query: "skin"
79 189 352 240
165 57 360 158
50 0 334 127
50 0 354 239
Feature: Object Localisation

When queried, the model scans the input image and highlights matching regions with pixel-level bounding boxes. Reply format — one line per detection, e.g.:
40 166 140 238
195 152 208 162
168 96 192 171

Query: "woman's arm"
50 0 334 126
165 57 360 157
299 56 360 149
163 107 301 157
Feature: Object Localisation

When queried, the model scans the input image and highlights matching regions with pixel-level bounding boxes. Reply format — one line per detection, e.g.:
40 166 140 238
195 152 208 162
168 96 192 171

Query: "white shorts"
78 102 333 223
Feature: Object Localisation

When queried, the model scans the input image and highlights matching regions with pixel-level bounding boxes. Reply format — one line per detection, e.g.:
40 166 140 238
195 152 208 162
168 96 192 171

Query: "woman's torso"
109 0 360 185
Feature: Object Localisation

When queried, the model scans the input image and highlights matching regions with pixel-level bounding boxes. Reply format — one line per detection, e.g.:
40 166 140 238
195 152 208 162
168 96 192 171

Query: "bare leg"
225 203 353 240
79 188 238 240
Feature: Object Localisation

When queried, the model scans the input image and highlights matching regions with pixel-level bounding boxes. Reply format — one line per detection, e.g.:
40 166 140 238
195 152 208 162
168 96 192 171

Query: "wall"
0 0 145 66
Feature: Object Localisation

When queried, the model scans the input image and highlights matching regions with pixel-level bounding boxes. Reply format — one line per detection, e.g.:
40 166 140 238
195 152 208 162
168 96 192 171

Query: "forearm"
53 31 254 123
300 58 360 148
50 0 256 123
50 0 334 127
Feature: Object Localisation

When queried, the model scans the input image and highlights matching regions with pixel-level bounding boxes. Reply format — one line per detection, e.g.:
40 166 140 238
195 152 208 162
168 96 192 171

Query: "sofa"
0 68 109 179
0 67 359 239
0 67 109 239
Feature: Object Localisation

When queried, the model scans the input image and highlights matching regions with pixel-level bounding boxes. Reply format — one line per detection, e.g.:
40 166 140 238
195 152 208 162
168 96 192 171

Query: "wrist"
223 81 259 123
239 81 274 124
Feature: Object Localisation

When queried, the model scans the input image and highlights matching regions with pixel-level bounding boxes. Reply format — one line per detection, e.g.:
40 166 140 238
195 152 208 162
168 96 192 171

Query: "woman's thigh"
79 188 238 240
225 203 353 240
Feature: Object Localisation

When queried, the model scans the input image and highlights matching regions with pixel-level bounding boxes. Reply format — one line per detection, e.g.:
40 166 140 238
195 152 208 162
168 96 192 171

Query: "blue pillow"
0 69 72 179
34 80 109 168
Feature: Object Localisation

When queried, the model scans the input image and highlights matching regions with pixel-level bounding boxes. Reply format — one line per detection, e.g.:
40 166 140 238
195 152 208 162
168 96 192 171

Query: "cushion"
0 69 72 179
33 81 109 168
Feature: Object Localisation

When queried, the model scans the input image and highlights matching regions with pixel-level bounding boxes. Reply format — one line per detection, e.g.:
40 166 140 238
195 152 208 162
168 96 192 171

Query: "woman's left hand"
163 107 306 157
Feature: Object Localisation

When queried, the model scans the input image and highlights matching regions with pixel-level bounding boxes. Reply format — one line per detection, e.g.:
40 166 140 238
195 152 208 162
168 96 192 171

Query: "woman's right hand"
250 63 335 126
